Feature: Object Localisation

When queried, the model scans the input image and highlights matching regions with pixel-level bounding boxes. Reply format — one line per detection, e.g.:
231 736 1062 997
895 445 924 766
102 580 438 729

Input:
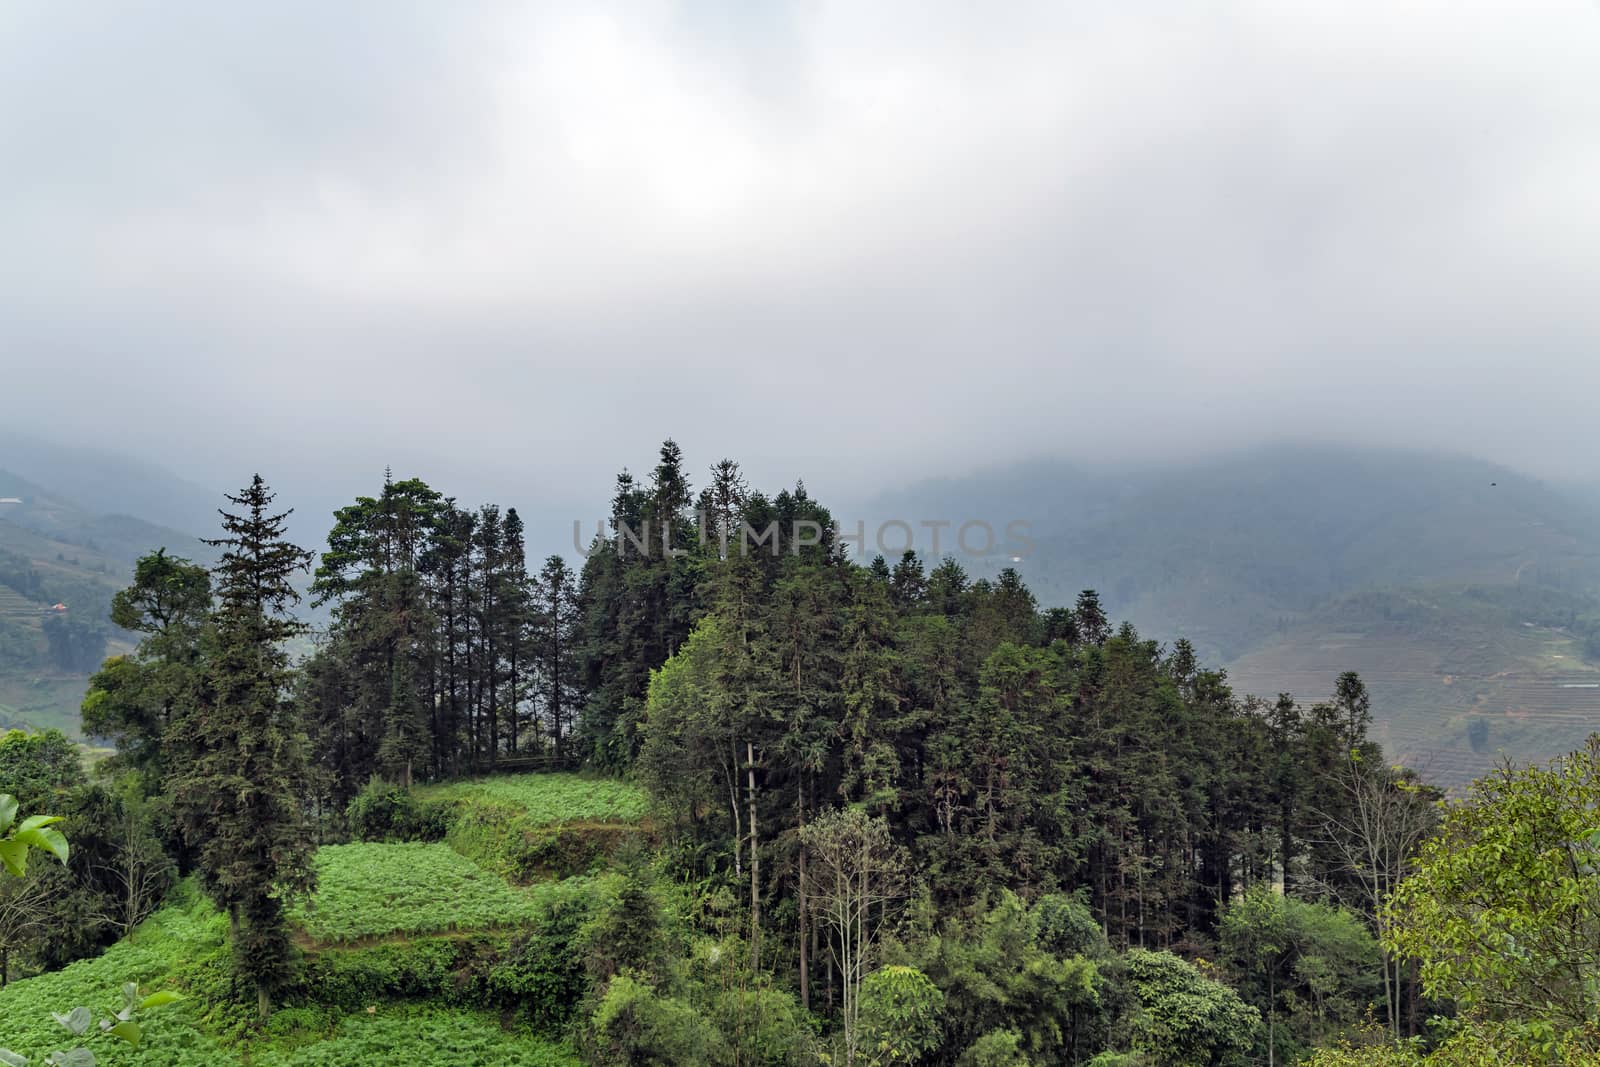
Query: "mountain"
870 443 1600 785
0 464 211 737
0 430 222 535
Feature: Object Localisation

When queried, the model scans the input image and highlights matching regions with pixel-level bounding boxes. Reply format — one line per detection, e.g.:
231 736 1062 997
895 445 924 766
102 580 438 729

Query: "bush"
583 974 728 1066
488 894 598 1033
346 777 451 842
1117 949 1261 1067
858 965 944 1066
960 1029 1030 1067
1033 892 1110 959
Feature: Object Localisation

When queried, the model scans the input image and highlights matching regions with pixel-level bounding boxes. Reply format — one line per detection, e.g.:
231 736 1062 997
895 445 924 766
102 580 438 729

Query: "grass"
418 771 648 825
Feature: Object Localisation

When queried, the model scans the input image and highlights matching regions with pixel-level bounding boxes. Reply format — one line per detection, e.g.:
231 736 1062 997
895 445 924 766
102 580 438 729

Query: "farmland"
251 1009 578 1066
418 772 649 826
292 841 611 944
0 774 628 1063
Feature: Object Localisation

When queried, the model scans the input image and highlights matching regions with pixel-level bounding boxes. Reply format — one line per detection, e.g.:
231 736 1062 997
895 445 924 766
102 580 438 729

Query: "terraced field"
1230 601 1600 788
418 771 648 825
292 841 608 944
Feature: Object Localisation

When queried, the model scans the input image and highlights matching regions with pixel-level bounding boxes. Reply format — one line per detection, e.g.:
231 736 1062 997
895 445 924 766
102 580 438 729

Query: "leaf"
139 990 185 1010
16 814 64 833
121 983 140 1011
0 1049 29 1067
108 1021 140 1048
45 1051 94 1067
13 827 68 865
51 1007 92 1037
0 839 26 878
0 795 16 835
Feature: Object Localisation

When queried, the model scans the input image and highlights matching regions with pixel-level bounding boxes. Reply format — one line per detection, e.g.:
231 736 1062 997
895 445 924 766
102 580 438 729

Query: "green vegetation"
251 1008 578 1066
292 842 604 943
419 772 648 825
8 442 1600 1064
0 885 227 1064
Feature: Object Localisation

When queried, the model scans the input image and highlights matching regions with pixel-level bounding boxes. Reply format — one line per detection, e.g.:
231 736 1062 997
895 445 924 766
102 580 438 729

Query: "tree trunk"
747 740 761 972
798 778 809 1012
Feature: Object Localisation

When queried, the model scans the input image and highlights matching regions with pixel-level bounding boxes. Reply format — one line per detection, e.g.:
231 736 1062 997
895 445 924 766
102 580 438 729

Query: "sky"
3 0 1600 545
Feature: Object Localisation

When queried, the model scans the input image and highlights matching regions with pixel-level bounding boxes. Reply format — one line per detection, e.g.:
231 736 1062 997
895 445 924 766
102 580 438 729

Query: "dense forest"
1 442 1597 1064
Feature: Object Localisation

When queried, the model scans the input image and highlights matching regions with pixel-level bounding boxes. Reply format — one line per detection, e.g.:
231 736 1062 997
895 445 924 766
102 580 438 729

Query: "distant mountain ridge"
0 430 223 536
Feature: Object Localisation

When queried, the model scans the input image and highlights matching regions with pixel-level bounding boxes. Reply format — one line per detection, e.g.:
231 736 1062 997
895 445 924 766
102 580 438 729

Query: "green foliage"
1118 949 1261 1067
0 981 186 1066
584 974 729 1066
858 965 944 1066
958 1029 1030 1067
905 891 1102 1066
345 777 451 842
292 842 604 943
0 796 68 879
251 1007 580 1066
423 774 647 881
0 885 227 1064
488 892 598 1033
1385 737 1600 1059
0 731 80 810
1219 886 1383 1061
1033 893 1110 960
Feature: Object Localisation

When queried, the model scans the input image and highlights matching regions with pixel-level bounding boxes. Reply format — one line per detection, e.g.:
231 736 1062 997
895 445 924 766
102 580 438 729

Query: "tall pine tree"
174 475 315 1021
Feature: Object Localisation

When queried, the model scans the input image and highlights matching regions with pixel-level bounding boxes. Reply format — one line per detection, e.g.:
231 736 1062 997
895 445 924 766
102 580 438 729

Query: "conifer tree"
533 555 581 760
174 475 314 1021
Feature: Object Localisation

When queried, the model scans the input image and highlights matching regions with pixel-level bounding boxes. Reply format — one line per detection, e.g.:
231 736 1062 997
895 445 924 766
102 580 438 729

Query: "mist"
4 0 1599 532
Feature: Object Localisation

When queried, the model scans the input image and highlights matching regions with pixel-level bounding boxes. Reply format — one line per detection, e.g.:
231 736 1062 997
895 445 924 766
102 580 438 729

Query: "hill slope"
870 444 1600 784
0 468 209 735
0 770 641 1063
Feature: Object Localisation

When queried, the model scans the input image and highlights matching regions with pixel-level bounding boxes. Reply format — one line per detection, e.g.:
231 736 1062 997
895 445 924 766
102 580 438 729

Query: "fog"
3 0 1599 541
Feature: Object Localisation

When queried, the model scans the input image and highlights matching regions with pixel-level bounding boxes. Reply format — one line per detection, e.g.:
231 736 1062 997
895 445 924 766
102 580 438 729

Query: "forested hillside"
1 442 1596 1064
870 445 1600 784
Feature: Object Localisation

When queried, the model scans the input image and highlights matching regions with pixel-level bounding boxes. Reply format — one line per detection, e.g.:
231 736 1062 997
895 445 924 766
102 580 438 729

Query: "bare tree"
1309 753 1440 1038
800 806 909 1067
0 874 51 986
83 782 173 942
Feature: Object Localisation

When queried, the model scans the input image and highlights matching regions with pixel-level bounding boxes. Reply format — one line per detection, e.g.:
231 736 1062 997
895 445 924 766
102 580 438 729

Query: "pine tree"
500 509 533 755
533 555 581 760
173 475 314 1021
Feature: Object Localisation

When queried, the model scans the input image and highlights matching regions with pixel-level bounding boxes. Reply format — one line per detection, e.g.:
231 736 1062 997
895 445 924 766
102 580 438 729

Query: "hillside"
869 444 1600 784
0 432 223 537
0 770 642 1064
0 468 209 736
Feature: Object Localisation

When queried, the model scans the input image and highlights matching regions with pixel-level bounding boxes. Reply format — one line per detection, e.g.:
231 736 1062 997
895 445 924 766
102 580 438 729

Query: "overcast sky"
3 0 1599 538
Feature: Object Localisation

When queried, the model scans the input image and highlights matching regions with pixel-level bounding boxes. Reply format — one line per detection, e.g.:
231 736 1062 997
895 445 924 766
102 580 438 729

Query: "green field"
291 841 606 944
0 827 597 1063
252 1009 578 1066
418 772 649 825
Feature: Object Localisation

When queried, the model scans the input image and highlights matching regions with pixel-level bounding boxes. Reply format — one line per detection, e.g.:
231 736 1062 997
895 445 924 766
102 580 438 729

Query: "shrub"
583 974 728 1066
858 965 944 1066
1118 949 1261 1067
1033 892 1110 959
346 777 451 843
